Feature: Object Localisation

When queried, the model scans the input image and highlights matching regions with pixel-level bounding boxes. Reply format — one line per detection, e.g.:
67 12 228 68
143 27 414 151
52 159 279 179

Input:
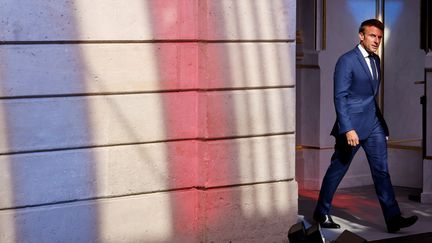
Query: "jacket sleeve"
333 55 353 134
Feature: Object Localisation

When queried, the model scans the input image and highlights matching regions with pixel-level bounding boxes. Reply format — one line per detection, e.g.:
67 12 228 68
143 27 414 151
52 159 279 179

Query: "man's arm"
334 56 354 134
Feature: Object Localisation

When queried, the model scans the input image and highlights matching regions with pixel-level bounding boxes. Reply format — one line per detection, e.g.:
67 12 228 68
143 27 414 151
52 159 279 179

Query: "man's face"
359 25 383 53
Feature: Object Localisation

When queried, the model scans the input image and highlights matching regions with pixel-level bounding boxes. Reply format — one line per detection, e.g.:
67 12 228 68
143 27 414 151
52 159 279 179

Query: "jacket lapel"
354 47 377 94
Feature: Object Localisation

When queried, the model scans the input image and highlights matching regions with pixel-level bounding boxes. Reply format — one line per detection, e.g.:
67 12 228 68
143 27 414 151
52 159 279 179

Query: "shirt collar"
357 44 370 58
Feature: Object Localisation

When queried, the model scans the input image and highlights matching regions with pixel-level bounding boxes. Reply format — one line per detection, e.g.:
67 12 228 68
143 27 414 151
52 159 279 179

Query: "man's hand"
346 130 359 146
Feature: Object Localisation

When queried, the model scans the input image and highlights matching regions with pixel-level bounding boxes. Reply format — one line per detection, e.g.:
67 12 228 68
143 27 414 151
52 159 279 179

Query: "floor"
298 186 432 242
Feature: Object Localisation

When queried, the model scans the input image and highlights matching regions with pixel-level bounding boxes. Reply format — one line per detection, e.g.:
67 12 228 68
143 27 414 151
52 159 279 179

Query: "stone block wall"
0 0 297 242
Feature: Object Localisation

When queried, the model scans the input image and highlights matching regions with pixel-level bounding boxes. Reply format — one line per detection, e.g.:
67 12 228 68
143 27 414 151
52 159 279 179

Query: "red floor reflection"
299 189 381 221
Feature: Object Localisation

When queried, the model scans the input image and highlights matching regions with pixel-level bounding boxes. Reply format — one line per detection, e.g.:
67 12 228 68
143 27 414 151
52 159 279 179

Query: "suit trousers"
315 117 401 223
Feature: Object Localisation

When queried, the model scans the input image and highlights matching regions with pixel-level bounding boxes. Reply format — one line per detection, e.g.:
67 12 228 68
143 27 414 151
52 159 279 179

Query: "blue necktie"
368 55 378 80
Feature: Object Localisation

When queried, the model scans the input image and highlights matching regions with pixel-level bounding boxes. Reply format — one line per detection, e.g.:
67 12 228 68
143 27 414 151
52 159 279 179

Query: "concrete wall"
0 1 297 242
383 0 423 188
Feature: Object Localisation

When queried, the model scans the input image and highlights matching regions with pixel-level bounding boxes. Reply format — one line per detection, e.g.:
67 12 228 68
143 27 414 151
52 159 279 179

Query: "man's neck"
358 43 373 57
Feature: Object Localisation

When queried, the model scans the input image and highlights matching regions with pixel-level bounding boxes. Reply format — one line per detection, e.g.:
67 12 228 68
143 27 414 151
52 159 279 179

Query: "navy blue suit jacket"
330 46 389 140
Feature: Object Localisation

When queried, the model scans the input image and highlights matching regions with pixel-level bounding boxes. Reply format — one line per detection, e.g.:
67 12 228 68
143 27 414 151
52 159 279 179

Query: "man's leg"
362 122 417 233
362 122 401 222
314 136 360 216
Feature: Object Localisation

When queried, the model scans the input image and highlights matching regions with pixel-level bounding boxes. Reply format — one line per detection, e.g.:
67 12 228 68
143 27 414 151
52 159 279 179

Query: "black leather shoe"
387 215 418 233
313 213 340 229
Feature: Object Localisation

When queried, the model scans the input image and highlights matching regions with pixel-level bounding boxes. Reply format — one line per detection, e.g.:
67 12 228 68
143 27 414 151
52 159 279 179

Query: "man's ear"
358 32 364 41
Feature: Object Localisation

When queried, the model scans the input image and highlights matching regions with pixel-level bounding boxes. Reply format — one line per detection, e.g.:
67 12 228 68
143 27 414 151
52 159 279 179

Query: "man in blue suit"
312 19 418 233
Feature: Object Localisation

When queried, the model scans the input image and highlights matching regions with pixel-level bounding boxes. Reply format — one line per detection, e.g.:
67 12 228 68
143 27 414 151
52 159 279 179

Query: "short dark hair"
359 19 384 33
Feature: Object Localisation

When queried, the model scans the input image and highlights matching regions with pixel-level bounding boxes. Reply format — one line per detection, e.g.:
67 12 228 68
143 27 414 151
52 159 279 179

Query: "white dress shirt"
357 44 378 79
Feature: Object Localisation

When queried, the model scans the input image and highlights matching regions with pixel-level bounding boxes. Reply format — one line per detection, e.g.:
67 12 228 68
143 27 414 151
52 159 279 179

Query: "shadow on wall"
154 1 296 241
0 1 100 242
0 0 296 242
